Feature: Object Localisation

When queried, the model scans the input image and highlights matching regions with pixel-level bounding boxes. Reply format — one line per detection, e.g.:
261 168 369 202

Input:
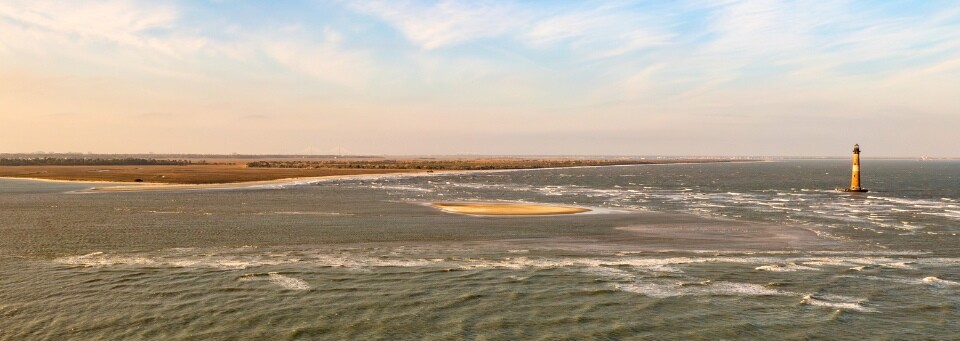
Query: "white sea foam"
577 266 636 281
755 263 820 272
800 294 876 312
54 250 960 277
268 272 310 290
455 256 775 272
56 252 158 267
238 272 311 290
799 257 933 269
922 276 960 287
55 252 299 269
872 196 946 207
843 274 960 289
880 261 915 269
616 279 878 313
616 281 787 298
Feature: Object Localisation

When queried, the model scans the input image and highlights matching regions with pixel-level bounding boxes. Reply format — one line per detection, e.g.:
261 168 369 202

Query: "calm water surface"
1 160 958 339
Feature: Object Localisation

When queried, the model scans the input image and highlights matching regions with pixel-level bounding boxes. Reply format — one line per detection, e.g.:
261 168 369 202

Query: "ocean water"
1 160 958 339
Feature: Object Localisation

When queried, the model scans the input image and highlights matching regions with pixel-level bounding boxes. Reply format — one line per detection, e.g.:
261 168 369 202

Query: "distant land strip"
0 157 201 166
0 157 748 185
246 158 742 170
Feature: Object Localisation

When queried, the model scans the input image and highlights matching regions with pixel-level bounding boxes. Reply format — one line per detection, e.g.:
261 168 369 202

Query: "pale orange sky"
2 1 959 156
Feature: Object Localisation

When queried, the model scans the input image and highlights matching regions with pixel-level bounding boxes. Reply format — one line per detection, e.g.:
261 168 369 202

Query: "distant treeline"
246 159 694 170
0 158 198 166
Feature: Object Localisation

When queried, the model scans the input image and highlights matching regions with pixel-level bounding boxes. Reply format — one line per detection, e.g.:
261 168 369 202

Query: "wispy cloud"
695 0 960 78
351 0 523 50
352 0 674 58
526 3 675 58
260 27 373 87
0 1 373 87
0 0 205 56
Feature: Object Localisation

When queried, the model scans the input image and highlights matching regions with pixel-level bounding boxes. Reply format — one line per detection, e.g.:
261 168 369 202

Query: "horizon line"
0 152 956 160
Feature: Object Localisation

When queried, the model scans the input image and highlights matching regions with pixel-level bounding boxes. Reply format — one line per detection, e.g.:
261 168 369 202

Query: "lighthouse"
839 144 868 192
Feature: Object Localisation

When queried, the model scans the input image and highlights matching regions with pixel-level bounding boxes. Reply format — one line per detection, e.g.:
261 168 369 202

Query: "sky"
1 0 958 157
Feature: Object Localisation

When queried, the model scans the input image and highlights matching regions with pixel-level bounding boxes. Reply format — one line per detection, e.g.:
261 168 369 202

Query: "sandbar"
85 173 418 192
432 202 591 216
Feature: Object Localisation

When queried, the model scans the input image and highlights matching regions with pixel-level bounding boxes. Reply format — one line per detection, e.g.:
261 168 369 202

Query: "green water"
1 160 958 339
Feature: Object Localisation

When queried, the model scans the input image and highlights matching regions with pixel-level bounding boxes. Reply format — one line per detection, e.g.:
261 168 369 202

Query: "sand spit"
88 178 316 192
84 173 415 192
82 169 486 192
432 202 591 216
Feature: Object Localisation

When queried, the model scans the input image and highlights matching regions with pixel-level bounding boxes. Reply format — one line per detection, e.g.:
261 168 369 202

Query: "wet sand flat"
432 202 591 216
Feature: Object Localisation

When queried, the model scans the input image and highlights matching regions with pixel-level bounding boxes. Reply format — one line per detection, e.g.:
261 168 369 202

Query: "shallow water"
1 160 958 339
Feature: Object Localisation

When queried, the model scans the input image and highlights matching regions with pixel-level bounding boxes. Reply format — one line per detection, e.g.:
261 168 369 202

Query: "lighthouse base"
836 187 868 193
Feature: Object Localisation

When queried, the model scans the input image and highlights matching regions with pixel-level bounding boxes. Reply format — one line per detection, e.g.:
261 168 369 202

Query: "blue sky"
1 0 958 156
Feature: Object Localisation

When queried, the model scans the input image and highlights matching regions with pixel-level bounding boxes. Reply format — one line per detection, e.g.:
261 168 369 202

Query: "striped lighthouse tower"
840 144 868 192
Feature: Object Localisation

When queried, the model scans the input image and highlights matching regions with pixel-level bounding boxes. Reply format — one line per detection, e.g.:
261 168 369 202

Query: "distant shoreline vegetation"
0 158 198 166
246 159 733 170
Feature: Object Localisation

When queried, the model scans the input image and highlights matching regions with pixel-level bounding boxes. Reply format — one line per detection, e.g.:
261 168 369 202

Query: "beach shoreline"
0 158 747 186
0 176 133 185
0 164 419 186
0 158 751 192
